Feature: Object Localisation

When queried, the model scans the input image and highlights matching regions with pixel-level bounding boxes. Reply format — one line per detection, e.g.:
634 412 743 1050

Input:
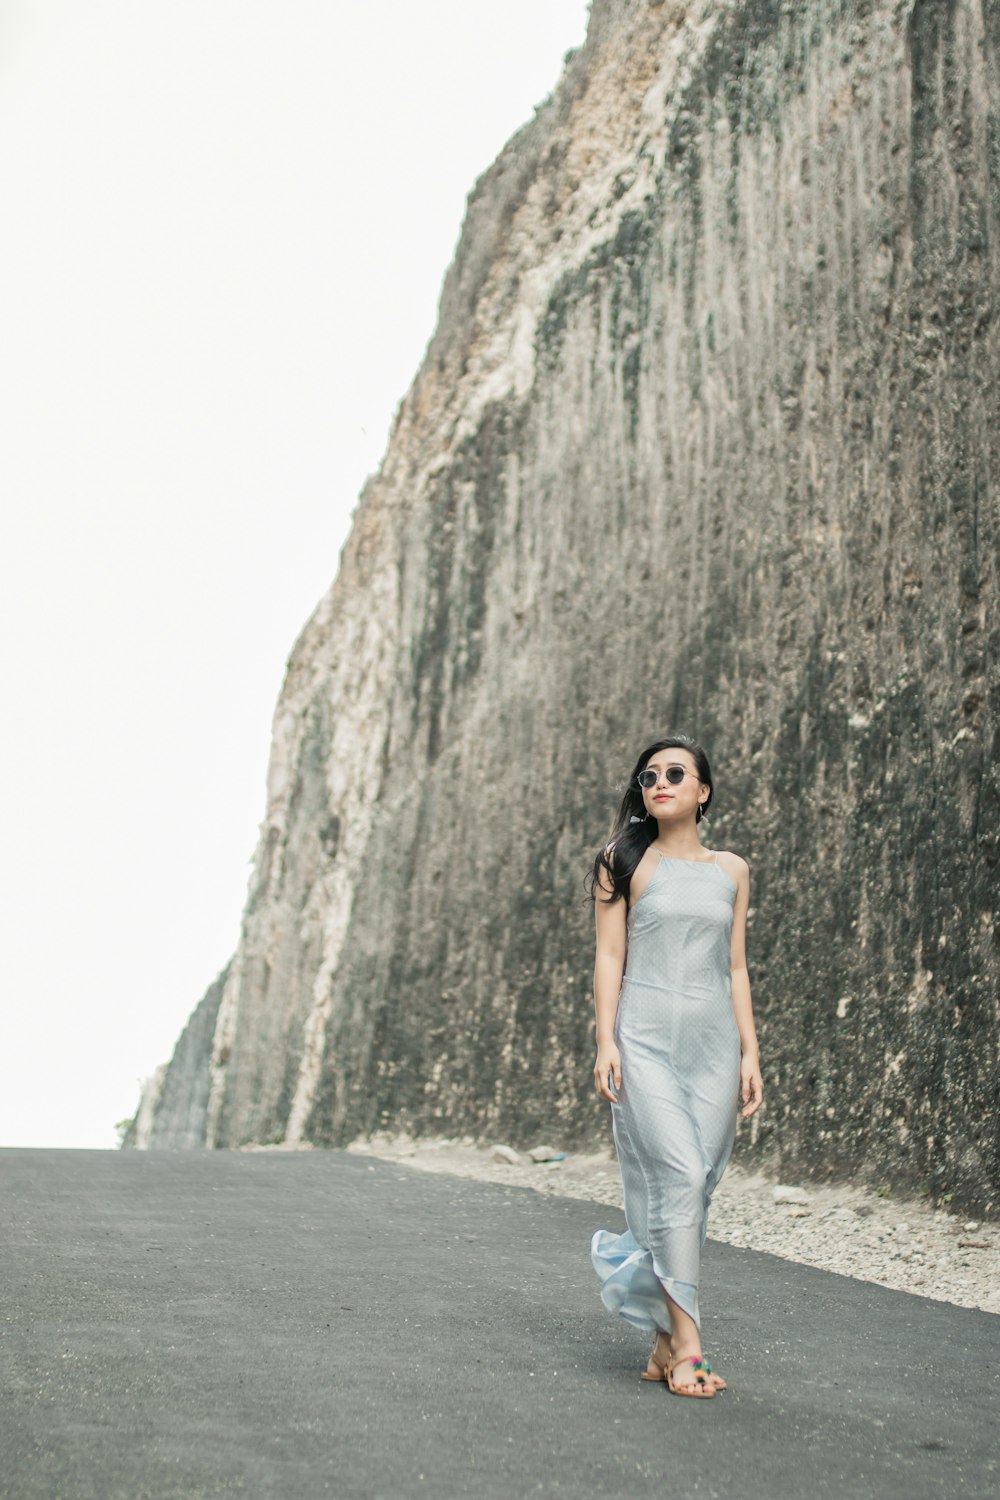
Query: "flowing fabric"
591 851 741 1333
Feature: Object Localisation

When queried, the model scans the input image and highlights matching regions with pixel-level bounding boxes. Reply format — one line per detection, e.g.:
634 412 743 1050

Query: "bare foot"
666 1340 726 1393
646 1332 727 1392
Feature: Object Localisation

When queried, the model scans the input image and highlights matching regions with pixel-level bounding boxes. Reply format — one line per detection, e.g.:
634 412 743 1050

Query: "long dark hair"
585 736 714 909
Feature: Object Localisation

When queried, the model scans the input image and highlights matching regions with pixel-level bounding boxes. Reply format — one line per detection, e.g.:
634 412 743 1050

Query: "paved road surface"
2 1148 997 1499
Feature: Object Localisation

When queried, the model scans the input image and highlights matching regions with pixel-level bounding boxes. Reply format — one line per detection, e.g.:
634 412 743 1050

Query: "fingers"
593 1067 620 1103
594 1050 622 1103
738 1075 764 1117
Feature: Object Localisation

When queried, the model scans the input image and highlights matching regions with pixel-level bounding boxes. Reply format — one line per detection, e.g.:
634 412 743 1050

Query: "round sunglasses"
636 765 696 789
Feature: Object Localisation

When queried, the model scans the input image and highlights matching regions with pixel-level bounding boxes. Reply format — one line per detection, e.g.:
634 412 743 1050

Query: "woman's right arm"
593 850 627 1103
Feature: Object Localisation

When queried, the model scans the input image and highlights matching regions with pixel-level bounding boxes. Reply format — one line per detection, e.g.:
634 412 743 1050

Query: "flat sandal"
665 1353 718 1398
641 1348 727 1392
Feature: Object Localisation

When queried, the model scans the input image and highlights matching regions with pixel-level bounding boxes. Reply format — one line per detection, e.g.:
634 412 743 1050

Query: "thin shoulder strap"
712 849 720 866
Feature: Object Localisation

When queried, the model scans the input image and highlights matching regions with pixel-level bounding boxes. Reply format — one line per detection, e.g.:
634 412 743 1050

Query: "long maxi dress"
591 849 742 1334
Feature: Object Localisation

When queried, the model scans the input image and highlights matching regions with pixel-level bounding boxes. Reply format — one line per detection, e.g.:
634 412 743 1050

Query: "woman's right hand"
594 1042 622 1103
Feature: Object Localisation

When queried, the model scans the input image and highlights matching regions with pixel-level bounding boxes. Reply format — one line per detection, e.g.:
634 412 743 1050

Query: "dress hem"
590 1227 701 1333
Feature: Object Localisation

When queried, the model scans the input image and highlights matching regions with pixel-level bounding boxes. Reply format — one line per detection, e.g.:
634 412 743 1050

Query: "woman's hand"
594 1042 622 1103
739 1051 763 1117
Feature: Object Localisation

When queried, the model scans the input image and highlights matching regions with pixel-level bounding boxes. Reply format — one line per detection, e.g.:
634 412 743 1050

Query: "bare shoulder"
716 850 749 885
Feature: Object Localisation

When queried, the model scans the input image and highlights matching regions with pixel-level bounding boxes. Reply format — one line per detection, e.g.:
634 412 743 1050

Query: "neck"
650 826 705 857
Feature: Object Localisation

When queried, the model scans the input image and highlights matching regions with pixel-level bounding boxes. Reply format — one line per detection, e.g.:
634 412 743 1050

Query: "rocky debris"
489 1144 522 1165
344 1131 1000 1318
772 1185 810 1205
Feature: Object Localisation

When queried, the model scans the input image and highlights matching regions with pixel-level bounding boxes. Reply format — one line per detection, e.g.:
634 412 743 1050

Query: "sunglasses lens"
638 765 687 789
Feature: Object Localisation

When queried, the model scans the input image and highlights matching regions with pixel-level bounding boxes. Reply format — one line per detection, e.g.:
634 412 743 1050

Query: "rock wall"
123 962 230 1150
128 0 1000 1218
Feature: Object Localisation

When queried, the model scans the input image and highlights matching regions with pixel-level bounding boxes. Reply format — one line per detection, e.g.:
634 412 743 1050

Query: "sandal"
642 1346 727 1392
640 1333 677 1383
665 1353 717 1399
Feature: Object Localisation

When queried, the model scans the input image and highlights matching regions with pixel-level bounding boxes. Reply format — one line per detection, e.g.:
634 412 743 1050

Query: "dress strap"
712 850 720 866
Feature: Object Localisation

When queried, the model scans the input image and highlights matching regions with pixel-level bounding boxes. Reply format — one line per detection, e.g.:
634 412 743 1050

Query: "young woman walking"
587 736 763 1398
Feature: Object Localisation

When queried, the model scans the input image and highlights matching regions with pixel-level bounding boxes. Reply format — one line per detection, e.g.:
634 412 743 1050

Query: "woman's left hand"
739 1052 763 1118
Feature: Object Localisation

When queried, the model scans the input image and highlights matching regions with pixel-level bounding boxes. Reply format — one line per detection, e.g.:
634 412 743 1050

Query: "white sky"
0 0 590 1148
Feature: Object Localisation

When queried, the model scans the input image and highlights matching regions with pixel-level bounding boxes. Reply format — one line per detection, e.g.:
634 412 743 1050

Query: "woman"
587 736 763 1399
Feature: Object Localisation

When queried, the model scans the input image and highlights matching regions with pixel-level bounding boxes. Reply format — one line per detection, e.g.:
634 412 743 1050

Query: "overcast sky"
0 0 590 1149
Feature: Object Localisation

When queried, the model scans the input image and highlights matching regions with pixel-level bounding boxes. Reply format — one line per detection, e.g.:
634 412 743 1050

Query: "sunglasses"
636 765 695 789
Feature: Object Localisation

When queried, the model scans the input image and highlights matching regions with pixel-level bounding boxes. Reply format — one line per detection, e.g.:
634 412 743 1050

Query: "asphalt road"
2 1147 997 1499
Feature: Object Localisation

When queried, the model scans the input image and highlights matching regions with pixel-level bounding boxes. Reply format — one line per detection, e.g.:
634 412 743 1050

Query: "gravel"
325 1131 1000 1317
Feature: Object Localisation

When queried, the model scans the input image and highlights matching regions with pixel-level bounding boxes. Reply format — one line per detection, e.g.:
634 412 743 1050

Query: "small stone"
963 1220 980 1231
491 1144 522 1165
773 1184 810 1204
788 1207 811 1218
529 1145 561 1162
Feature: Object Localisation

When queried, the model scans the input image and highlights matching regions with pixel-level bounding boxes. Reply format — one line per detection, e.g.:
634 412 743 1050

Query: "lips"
654 795 673 801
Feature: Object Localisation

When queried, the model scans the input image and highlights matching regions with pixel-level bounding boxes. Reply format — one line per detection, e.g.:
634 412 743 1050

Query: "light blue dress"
591 850 742 1333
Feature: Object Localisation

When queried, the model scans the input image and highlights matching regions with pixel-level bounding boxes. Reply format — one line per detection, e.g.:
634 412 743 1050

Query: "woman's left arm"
728 856 763 1119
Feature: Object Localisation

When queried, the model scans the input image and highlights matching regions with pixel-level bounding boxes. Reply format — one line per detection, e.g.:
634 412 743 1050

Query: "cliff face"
130 0 1000 1217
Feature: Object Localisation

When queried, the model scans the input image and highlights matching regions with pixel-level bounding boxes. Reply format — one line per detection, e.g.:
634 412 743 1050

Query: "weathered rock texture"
126 0 1000 1218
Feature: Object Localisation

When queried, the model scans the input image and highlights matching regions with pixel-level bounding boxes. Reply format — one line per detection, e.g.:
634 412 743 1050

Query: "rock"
529 1145 563 1162
491 1144 522 1165
124 0 1000 1219
773 1185 810 1205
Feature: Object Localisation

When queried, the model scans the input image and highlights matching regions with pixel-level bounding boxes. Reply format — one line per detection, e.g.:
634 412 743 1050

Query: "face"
638 748 707 822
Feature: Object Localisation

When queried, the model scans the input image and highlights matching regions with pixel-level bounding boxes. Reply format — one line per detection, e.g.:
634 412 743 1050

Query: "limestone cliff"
127 0 1000 1218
